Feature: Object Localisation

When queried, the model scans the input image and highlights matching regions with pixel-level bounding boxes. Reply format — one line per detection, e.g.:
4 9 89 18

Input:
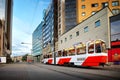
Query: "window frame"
82 5 86 9
84 26 88 33
91 3 98 7
69 35 72 39
65 37 67 42
95 20 101 27
112 1 119 6
76 31 79 37
82 12 86 16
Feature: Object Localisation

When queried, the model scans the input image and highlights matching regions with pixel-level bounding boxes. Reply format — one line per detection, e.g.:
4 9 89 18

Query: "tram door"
53 52 57 64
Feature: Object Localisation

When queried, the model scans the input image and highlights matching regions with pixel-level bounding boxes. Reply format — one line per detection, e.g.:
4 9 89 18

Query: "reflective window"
91 11 96 15
112 9 120 15
102 2 108 8
112 1 119 6
70 35 72 39
76 31 79 36
81 0 85 2
95 20 100 27
65 37 67 42
82 5 85 9
82 12 86 16
0 0 5 19
91 3 98 7
84 26 88 32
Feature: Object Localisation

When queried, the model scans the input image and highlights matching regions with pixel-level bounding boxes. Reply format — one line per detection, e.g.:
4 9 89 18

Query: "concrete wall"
58 8 113 50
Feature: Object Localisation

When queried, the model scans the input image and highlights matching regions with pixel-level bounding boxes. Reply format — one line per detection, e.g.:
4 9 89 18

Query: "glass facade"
32 22 44 56
110 14 120 41
43 2 54 52
65 0 77 32
0 0 5 19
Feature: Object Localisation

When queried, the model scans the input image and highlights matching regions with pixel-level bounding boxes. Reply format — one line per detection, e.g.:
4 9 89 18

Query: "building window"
61 40 62 44
70 35 72 39
91 11 96 15
112 1 119 6
91 3 98 7
84 26 88 32
59 18 61 22
65 38 67 42
59 24 61 29
112 9 120 15
76 31 79 37
95 20 100 27
82 12 86 16
102 2 108 8
81 0 85 2
82 5 85 9
59 30 61 35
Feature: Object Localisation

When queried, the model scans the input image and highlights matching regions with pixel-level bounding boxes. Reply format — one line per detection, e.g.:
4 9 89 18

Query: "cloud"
12 0 51 56
12 16 32 56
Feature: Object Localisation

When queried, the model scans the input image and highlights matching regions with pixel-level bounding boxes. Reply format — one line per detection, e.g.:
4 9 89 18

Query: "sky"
12 0 51 56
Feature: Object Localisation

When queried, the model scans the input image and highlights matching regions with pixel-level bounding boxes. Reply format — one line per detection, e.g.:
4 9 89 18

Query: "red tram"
42 39 108 67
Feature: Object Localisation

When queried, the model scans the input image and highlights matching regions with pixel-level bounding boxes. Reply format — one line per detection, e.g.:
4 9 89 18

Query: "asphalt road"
0 63 119 80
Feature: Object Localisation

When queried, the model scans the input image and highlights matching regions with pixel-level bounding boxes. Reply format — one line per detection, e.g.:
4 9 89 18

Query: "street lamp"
21 42 31 45
21 42 32 55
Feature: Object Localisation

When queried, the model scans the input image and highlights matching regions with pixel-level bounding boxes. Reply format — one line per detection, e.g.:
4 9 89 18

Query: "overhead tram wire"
30 0 40 33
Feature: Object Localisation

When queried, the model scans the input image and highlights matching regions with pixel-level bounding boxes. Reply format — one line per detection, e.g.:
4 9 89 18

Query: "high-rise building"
0 0 13 63
58 0 77 37
77 0 120 23
32 22 44 62
42 0 58 56
58 7 113 51
65 0 77 32
58 0 120 37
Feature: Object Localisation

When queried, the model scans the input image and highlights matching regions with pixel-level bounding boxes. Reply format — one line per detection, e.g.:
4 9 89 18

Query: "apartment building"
77 0 120 23
0 0 13 63
58 0 120 37
58 7 113 51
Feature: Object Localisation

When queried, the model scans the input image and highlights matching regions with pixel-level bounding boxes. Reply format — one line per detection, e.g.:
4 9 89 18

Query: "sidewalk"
103 64 120 71
94 64 120 72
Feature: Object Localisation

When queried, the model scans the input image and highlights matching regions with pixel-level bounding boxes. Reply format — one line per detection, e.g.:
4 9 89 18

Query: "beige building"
58 7 113 51
58 0 120 38
0 0 13 63
58 0 65 38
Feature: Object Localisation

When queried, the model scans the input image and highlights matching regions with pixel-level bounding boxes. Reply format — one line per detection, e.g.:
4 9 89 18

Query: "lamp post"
21 42 32 55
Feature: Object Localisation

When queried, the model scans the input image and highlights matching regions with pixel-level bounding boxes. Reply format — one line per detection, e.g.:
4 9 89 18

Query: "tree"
22 54 28 61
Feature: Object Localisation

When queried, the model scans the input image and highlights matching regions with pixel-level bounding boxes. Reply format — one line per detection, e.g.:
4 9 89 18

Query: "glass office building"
32 22 43 57
110 14 120 41
43 0 58 55
65 0 76 32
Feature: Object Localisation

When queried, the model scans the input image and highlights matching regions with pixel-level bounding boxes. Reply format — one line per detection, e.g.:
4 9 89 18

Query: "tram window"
68 49 75 56
49 54 52 58
101 43 106 52
63 50 67 56
77 47 86 55
96 44 101 53
88 43 94 54
95 40 106 53
58 51 62 57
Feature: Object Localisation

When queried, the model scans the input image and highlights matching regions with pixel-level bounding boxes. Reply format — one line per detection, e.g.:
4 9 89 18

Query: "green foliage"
22 54 28 61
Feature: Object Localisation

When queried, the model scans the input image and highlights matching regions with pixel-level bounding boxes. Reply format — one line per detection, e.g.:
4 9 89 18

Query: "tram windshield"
95 40 106 53
88 40 106 54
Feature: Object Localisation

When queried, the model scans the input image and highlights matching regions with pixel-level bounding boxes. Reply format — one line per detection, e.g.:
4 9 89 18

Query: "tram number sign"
77 57 85 61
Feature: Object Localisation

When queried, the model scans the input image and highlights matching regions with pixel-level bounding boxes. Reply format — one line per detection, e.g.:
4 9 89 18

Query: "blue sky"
12 0 51 56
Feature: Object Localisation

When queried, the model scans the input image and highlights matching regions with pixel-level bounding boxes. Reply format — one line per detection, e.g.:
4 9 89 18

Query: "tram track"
32 63 119 80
